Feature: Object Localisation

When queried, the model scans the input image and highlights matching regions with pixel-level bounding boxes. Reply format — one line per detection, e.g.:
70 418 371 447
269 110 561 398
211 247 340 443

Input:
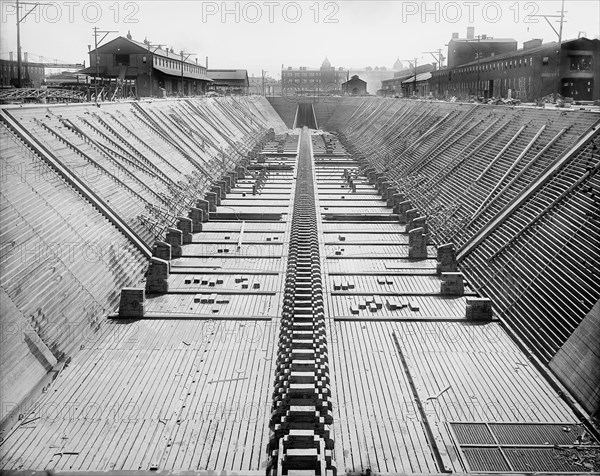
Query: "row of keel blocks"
268 130 336 476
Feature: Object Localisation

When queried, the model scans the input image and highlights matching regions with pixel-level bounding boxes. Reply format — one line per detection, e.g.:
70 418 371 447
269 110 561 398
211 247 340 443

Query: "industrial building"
341 75 367 95
379 63 436 97
206 69 250 94
281 58 349 95
432 37 600 102
81 33 213 98
447 27 518 68
1 78 599 475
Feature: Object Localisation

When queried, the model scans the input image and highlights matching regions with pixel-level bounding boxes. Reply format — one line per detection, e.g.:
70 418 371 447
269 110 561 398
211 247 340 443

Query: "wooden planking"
181 243 283 258
0 319 277 472
323 245 437 259
330 321 437 473
326 274 462 295
329 294 468 319
327 258 438 274
168 273 282 293
199 222 287 233
394 321 577 425
144 292 280 318
171 257 283 273
322 223 406 233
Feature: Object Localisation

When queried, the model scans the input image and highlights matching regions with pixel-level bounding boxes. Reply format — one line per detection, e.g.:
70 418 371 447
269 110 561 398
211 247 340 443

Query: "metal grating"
462 448 510 472
451 422 600 473
504 447 599 472
452 423 496 445
490 423 585 446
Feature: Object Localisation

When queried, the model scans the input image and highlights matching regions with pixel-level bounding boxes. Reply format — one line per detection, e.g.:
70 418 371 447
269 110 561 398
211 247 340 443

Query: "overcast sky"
1 0 599 77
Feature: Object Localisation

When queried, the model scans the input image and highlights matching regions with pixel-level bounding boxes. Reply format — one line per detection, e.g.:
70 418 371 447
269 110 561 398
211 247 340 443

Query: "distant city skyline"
1 1 598 78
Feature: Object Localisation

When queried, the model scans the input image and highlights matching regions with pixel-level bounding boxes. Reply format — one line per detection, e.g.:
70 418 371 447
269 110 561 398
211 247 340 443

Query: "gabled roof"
207 69 249 86
91 36 204 69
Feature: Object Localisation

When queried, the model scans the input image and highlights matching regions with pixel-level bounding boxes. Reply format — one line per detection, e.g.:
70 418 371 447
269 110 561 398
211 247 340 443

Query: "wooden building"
81 34 213 98
207 69 249 94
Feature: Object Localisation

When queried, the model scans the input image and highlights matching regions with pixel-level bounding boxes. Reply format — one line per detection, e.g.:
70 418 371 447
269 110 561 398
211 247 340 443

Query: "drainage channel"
268 127 336 476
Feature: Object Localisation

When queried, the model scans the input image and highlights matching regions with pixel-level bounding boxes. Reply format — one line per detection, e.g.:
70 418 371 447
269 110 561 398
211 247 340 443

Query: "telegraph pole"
146 41 164 98
92 27 117 102
179 51 196 96
401 58 418 97
13 0 51 88
423 49 443 97
463 35 484 99
532 0 566 102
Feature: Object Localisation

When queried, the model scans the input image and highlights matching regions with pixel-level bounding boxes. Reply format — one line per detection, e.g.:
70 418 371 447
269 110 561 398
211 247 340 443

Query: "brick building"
448 27 517 68
431 37 600 102
0 58 46 88
342 75 367 95
281 58 348 95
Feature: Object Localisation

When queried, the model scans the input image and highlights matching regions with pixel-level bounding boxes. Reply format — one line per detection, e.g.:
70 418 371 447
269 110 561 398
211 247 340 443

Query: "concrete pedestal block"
236 166 246 179
411 216 428 235
398 201 412 223
228 171 238 186
408 227 428 259
405 209 419 231
152 241 171 261
214 182 226 199
146 257 170 294
196 199 209 221
386 187 398 206
380 180 392 197
205 192 218 212
391 193 405 212
221 176 232 194
436 243 457 274
466 297 493 321
177 217 193 244
441 272 464 295
188 207 203 232
166 227 183 258
119 288 144 318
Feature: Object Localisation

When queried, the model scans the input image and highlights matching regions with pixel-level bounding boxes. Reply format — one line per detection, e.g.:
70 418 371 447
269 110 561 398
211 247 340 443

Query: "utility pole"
92 27 117 102
180 51 196 97
13 0 51 88
401 58 418 97
423 49 443 97
532 0 566 102
146 41 164 98
463 35 484 99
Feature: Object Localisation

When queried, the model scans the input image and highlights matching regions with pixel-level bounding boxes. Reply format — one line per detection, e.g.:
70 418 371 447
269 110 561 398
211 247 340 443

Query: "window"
114 54 130 66
569 55 592 71
542 56 549 66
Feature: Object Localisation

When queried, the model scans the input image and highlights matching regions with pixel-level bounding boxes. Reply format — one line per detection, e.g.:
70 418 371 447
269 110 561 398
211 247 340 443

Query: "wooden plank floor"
0 319 277 472
1 130 592 474
315 150 587 474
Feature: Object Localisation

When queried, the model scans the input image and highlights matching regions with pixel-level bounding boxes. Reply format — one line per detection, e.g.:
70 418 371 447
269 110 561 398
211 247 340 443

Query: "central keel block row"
268 129 336 476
